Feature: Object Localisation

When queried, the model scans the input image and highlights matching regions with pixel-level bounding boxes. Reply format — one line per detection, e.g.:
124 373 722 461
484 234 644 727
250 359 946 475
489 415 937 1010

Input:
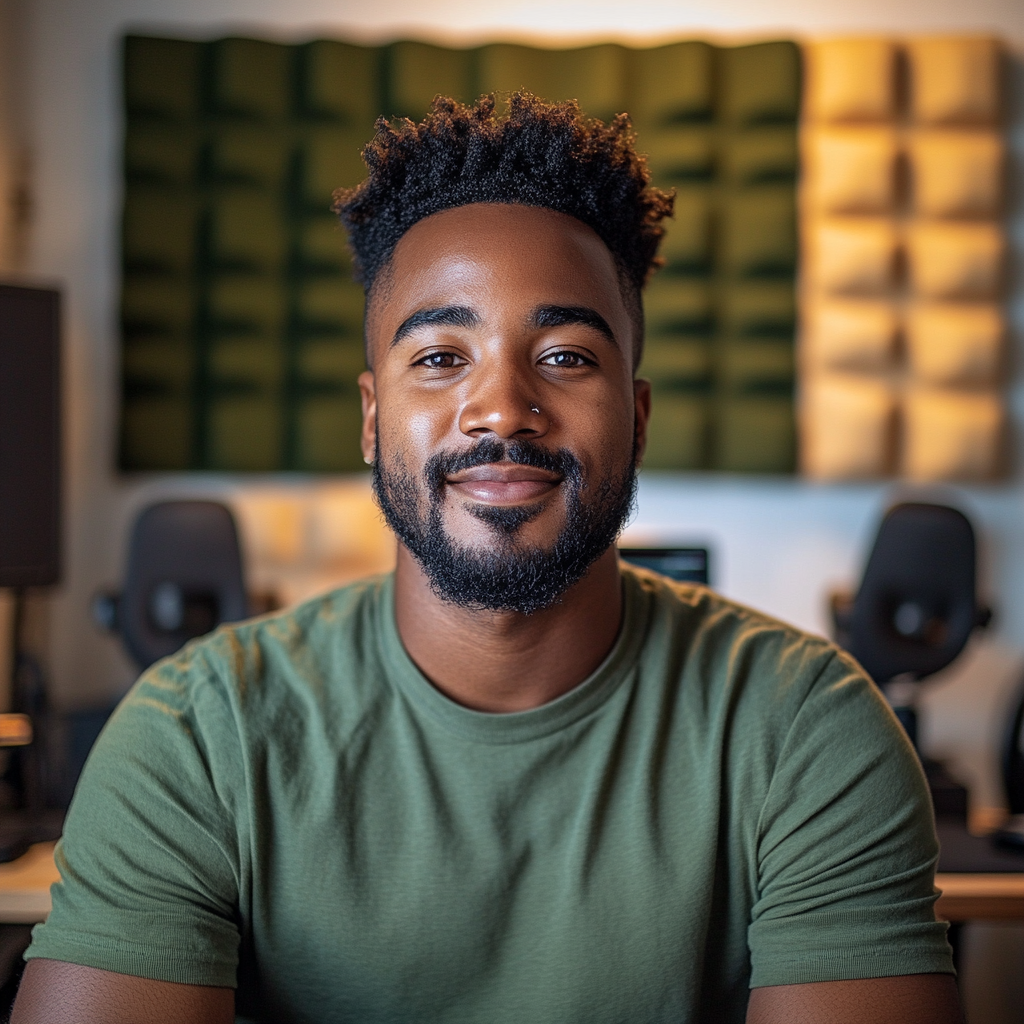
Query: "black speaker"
0 284 61 587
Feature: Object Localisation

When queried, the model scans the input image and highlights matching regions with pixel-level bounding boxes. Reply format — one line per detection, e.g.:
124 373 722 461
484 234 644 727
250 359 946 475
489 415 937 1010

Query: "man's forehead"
387 203 618 279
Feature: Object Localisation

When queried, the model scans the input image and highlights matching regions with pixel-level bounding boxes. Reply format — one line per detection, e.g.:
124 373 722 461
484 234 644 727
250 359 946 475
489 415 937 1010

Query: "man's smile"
445 462 563 505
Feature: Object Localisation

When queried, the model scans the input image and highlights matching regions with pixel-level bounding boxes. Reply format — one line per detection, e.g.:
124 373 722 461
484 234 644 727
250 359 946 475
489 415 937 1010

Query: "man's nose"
458 366 548 440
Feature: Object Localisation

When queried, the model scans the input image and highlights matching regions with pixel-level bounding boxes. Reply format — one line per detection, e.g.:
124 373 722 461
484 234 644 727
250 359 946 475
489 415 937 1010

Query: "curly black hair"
333 93 675 368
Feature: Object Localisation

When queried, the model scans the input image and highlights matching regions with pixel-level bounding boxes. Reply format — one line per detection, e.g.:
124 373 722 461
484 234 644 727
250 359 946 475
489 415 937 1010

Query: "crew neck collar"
376 569 651 744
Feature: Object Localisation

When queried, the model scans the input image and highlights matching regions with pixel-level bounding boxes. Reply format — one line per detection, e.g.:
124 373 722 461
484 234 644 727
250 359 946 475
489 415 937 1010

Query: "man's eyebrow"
391 305 480 347
531 305 618 347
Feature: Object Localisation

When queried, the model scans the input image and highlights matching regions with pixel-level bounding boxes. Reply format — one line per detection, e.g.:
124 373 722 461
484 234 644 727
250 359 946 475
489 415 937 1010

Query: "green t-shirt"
27 566 952 1022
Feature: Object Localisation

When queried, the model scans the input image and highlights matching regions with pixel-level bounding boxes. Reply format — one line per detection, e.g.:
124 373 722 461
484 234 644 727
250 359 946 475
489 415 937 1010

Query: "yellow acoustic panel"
902 387 1002 480
801 374 894 479
803 127 898 214
908 130 1003 218
803 39 897 123
907 37 1001 125
803 299 897 372
905 221 1004 299
805 217 898 294
905 303 1003 386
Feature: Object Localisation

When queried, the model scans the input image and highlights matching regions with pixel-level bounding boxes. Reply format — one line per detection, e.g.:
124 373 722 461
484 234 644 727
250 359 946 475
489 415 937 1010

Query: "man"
15 94 960 1023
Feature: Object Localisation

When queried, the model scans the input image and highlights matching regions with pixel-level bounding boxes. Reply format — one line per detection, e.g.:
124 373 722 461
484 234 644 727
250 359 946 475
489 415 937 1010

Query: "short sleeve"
25 648 246 987
748 652 954 987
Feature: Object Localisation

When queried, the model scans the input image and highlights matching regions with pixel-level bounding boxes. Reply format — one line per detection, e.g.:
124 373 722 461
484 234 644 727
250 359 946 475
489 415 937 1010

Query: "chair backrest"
120 500 247 669
848 502 977 685
1003 679 1024 815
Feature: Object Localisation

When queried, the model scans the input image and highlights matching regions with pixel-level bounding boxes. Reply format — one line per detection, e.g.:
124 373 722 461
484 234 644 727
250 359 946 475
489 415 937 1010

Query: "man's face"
359 203 650 613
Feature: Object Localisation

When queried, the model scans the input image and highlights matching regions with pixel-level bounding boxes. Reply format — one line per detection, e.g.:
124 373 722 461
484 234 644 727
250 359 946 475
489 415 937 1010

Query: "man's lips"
445 462 562 505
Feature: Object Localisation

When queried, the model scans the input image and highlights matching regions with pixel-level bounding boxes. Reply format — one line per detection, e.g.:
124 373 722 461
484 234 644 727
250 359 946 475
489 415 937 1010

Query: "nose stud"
529 404 540 415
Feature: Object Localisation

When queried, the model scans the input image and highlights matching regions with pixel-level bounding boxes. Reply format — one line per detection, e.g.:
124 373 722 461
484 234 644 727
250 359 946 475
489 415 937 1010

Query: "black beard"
372 434 637 615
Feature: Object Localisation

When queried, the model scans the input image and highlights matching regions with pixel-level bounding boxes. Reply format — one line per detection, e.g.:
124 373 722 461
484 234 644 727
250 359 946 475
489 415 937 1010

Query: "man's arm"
11 960 234 1024
747 974 963 1024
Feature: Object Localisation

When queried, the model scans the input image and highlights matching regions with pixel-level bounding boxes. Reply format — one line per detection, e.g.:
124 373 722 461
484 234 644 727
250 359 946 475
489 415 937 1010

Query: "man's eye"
542 351 592 368
417 352 461 369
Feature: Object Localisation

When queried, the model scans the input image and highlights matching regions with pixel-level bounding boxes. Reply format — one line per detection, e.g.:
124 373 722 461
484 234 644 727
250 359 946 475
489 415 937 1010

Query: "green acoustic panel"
658 188 713 272
296 280 364 338
208 338 286 389
122 340 194 393
301 128 371 209
628 42 715 126
120 33 798 474
718 42 801 125
478 44 626 121
718 187 796 278
638 127 714 183
720 127 798 186
207 279 287 338
643 395 711 470
210 38 292 119
719 281 796 339
718 340 794 392
207 194 287 273
640 339 713 388
714 396 795 472
120 398 193 470
206 127 290 188
121 278 195 338
298 340 365 386
122 189 197 275
644 280 714 336
124 37 202 120
300 41 381 126
125 125 199 186
389 42 477 117
206 395 284 470
294 397 366 472
297 219 352 275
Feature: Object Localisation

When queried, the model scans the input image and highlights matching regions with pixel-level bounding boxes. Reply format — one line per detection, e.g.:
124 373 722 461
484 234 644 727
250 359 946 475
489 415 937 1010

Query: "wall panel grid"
119 35 800 474
799 37 1008 482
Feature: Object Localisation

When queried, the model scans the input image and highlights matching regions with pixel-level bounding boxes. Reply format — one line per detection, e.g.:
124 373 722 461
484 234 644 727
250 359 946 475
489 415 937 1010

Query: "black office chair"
95 500 248 670
831 502 992 816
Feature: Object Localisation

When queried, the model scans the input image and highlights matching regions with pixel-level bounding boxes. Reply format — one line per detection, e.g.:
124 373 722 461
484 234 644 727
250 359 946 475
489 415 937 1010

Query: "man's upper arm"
747 650 954 987
24 651 245 988
12 959 234 1024
746 974 963 1024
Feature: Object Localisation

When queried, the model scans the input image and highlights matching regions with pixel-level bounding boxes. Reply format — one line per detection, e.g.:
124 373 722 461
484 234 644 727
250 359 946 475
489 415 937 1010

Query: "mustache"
424 438 583 495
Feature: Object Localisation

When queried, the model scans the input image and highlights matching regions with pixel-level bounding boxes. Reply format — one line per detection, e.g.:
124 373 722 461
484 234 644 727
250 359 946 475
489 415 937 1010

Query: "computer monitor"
618 547 710 585
0 284 62 587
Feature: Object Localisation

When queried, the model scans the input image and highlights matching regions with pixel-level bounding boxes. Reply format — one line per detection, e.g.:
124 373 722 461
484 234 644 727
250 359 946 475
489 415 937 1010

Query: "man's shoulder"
129 572 392 721
624 563 861 710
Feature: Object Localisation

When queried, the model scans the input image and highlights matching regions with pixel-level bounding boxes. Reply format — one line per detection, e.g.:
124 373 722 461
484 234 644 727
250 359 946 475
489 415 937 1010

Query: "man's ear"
632 378 651 466
358 370 377 464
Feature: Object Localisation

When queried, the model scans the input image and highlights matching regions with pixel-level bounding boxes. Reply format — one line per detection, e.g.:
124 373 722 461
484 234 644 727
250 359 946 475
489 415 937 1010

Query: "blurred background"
0 0 1022 1019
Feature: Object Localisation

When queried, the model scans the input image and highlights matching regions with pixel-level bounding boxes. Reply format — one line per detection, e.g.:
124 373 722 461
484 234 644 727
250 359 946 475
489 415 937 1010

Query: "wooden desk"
0 845 1020 926
935 872 1024 922
0 843 58 924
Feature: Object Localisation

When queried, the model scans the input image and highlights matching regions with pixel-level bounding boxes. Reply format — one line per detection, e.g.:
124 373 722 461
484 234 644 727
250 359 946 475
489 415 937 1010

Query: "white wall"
14 0 1024 685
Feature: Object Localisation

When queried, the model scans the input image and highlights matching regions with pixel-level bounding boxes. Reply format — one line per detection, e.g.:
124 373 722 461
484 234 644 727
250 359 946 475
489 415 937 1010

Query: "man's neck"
393 545 624 713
